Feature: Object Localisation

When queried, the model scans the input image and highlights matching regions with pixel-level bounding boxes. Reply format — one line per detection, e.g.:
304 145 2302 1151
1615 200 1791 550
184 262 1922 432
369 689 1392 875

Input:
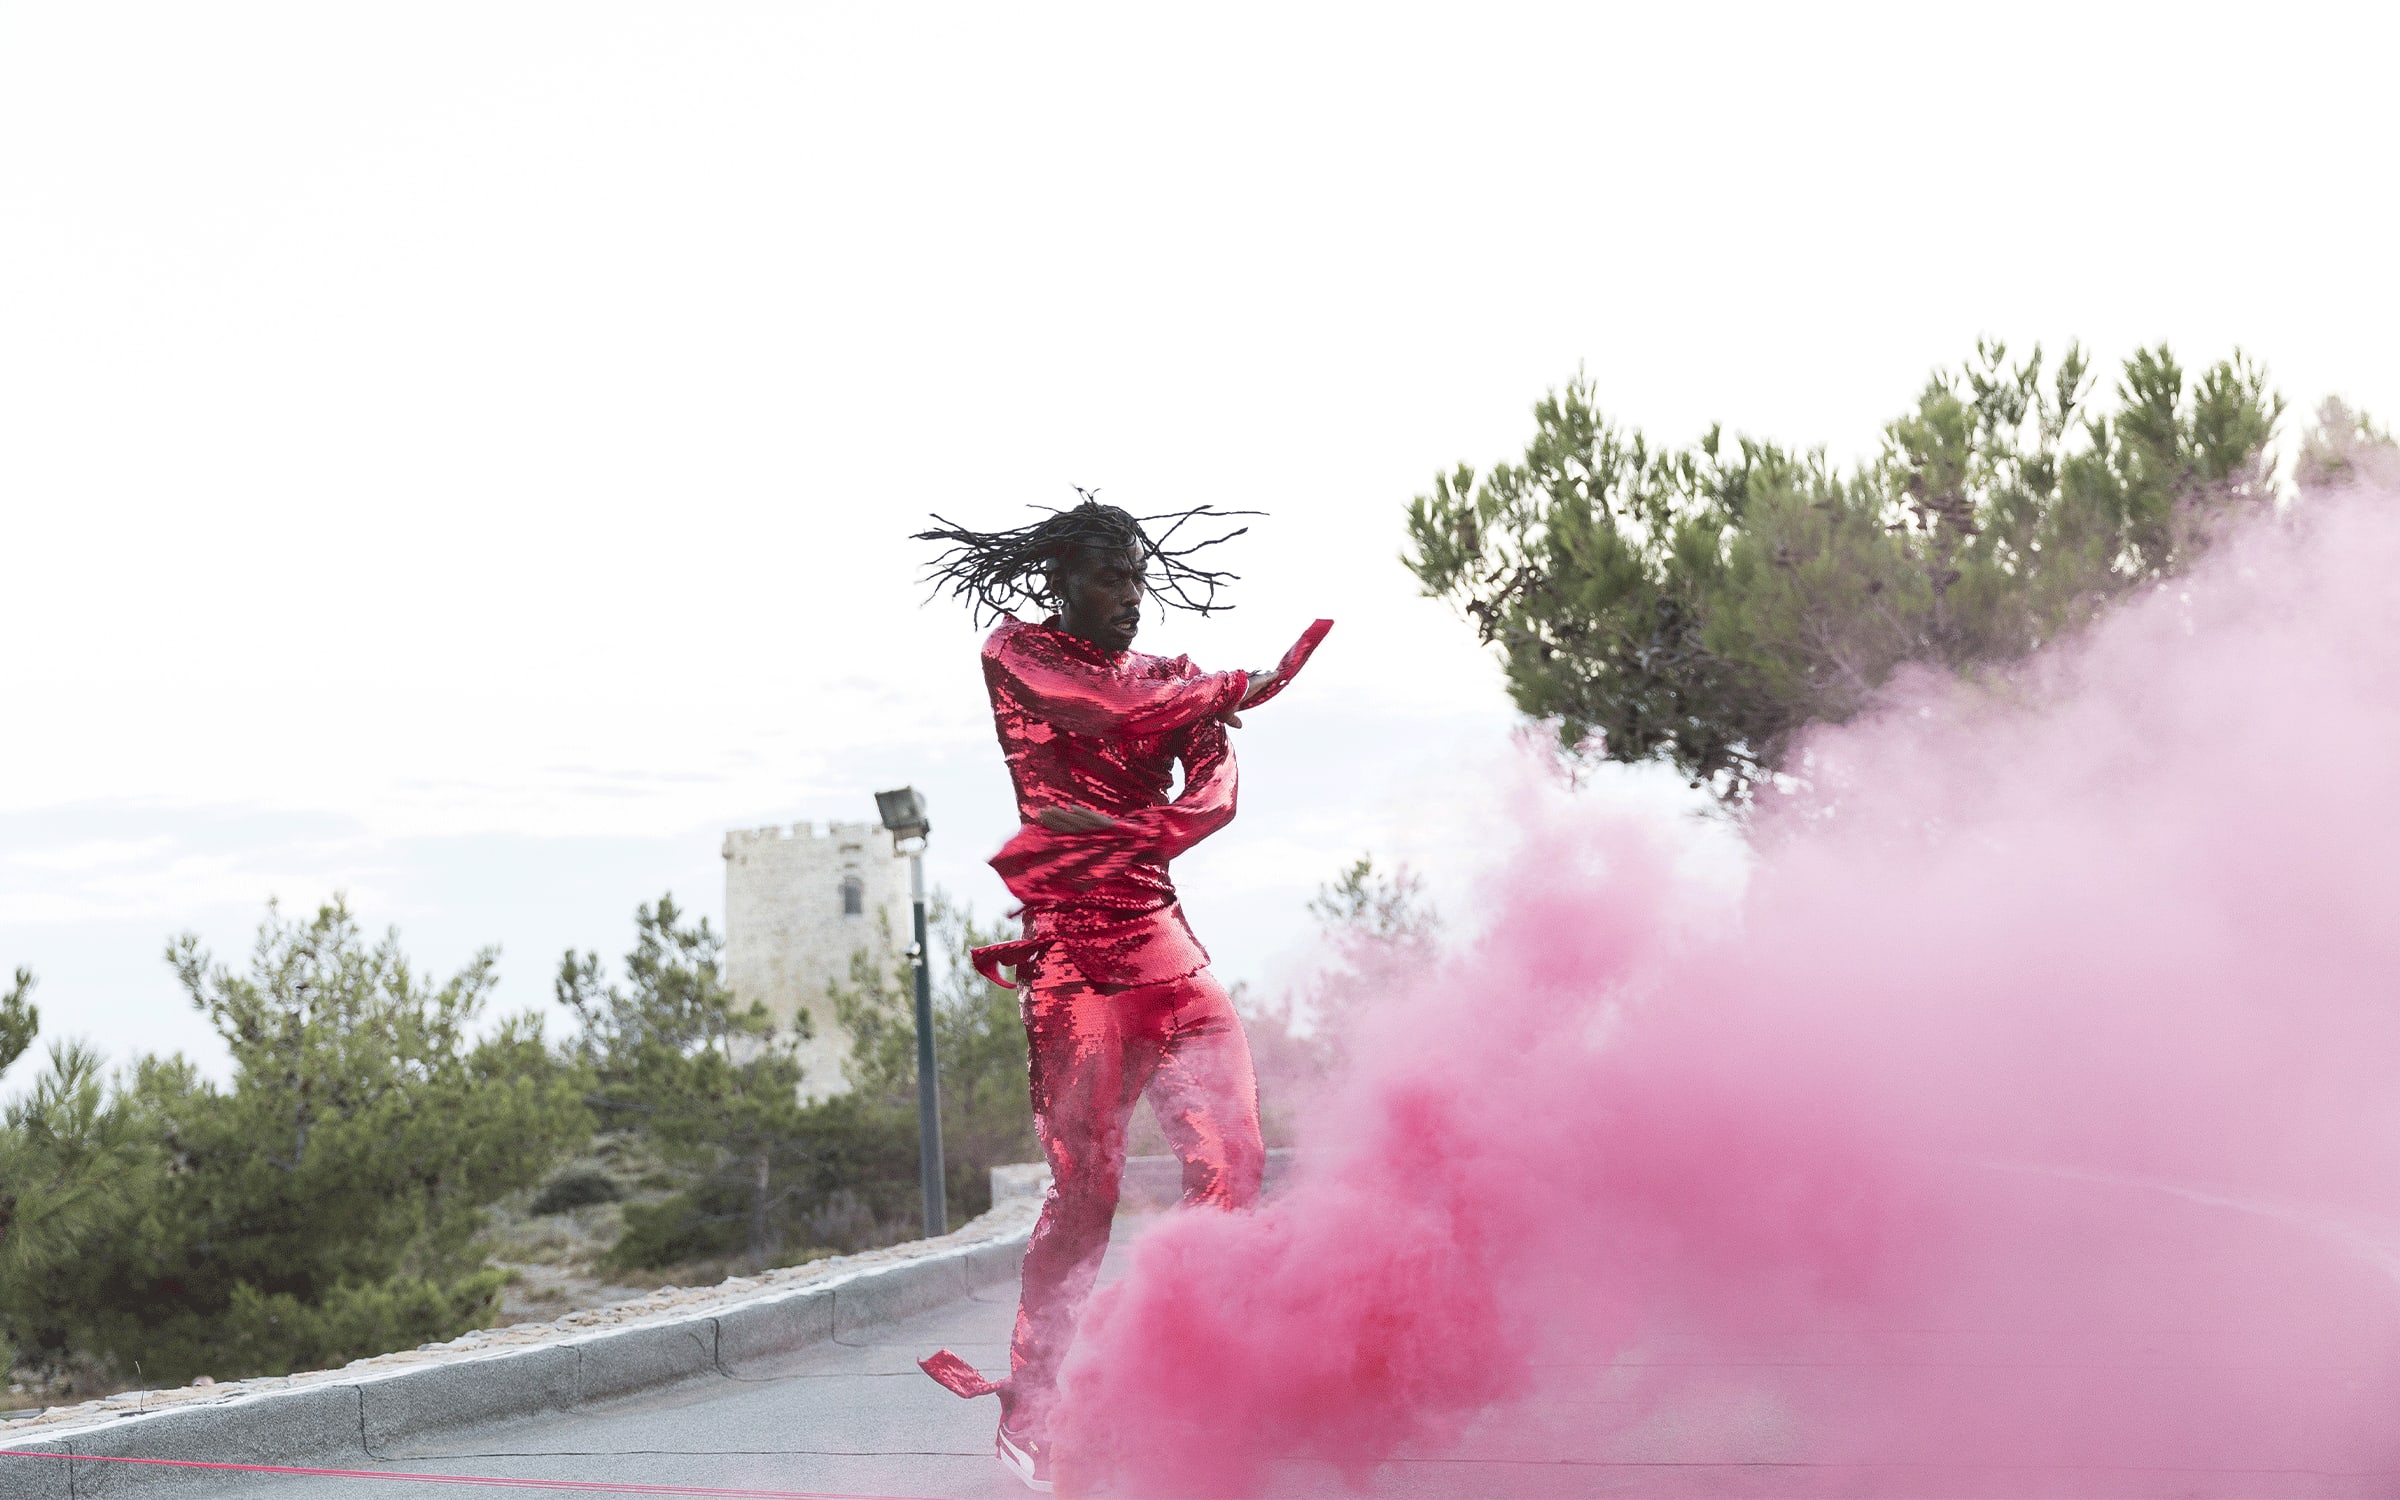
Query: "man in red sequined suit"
912 501 1329 1492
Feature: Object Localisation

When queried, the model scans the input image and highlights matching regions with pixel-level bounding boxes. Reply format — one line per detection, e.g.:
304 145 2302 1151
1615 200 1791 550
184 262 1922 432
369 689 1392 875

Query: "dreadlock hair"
915 491 1258 625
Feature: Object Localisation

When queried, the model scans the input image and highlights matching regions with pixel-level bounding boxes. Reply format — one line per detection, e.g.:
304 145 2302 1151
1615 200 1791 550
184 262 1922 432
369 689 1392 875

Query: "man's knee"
1039 1150 1127 1232
1181 1122 1264 1210
1226 1124 1265 1206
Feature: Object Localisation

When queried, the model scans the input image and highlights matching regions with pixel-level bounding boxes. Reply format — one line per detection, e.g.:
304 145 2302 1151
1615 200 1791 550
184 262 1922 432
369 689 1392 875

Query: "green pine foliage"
0 1036 151 1381
0 969 35 1080
1406 341 2301 800
556 896 813 1267
3 884 1228 1391
572 892 1038 1269
829 895 1040 1226
529 1167 624 1215
1 901 591 1386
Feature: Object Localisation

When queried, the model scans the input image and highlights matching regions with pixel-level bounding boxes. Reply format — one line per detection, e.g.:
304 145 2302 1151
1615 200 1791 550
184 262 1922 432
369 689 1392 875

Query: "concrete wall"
721 819 908 1101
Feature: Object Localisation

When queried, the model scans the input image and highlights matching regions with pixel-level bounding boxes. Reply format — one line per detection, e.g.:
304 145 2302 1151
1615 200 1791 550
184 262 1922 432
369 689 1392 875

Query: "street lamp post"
874 786 946 1238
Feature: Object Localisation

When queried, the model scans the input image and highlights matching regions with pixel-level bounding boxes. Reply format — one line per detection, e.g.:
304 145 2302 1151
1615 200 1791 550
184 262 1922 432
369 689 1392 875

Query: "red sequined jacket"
971 615 1331 989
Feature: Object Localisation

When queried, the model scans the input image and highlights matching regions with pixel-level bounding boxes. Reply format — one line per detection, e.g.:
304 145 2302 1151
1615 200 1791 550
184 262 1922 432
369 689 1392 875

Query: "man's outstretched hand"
1036 665 1282 823
1220 667 1281 728
1036 805 1120 834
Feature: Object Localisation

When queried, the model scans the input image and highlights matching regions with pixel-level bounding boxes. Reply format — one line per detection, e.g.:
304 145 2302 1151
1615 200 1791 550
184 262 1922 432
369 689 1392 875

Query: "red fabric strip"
968 936 1048 990
915 1349 998 1399
1241 618 1334 709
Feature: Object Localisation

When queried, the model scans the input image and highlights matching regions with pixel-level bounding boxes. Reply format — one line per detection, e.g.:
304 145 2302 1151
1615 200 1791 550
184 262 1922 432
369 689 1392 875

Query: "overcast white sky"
3 3 2394 1076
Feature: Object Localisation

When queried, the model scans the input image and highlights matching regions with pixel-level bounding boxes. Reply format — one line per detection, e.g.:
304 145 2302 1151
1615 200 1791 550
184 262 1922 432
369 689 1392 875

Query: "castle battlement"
722 808 909 1102
721 820 883 855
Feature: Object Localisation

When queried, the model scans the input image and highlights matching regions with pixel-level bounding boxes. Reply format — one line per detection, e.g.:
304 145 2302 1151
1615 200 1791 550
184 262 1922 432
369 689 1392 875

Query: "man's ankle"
998 1381 1051 1439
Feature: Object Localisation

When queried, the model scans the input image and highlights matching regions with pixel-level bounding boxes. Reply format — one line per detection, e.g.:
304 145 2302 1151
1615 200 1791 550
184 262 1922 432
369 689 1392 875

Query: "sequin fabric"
919 614 1328 1435
978 614 1248 955
970 614 1334 986
1007 951 1262 1425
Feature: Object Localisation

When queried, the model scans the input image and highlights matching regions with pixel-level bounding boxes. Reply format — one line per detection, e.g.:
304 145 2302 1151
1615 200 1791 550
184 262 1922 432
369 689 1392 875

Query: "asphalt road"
103 1177 2400 1500
197 1238 1044 1500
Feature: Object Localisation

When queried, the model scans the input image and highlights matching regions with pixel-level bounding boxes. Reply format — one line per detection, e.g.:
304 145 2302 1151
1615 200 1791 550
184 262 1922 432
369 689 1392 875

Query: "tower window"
840 876 864 917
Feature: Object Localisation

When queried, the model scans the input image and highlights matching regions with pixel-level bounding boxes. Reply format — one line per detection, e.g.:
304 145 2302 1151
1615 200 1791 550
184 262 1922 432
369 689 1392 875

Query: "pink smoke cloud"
1055 482 2400 1497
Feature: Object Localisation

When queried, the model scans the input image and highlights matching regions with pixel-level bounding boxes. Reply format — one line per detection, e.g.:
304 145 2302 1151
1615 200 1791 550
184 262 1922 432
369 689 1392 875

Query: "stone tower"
721 818 909 1101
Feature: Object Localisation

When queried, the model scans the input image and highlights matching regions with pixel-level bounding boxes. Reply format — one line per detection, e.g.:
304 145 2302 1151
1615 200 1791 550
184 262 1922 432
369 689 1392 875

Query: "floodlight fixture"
875 786 931 849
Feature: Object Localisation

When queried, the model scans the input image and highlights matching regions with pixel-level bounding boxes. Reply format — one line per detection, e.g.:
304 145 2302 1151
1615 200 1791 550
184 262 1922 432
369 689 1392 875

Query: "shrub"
530 1168 623 1215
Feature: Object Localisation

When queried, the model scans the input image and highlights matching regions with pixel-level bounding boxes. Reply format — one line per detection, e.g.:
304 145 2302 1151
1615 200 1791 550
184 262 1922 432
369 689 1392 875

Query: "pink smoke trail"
1055 484 2400 1497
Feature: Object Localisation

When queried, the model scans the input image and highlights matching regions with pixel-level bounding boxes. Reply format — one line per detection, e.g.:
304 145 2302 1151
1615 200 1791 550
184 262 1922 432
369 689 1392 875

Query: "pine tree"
1405 341 2327 800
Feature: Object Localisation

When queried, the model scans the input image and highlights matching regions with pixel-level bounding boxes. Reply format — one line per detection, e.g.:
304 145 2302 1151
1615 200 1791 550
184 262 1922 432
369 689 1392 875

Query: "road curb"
0 1203 1034 1499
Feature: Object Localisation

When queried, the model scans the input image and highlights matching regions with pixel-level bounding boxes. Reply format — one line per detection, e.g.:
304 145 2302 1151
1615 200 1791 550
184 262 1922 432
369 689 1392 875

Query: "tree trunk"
747 1146 776 1264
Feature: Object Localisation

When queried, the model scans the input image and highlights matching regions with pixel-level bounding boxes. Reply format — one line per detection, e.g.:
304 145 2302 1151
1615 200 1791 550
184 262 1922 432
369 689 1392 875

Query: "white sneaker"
996 1418 1055 1493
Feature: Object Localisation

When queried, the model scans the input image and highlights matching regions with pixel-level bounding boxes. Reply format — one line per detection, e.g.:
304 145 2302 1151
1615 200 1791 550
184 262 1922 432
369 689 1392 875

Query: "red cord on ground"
0 1448 930 1499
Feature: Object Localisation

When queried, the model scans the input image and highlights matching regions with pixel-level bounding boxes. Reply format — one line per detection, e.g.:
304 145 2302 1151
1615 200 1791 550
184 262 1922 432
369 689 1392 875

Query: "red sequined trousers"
1009 947 1263 1424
